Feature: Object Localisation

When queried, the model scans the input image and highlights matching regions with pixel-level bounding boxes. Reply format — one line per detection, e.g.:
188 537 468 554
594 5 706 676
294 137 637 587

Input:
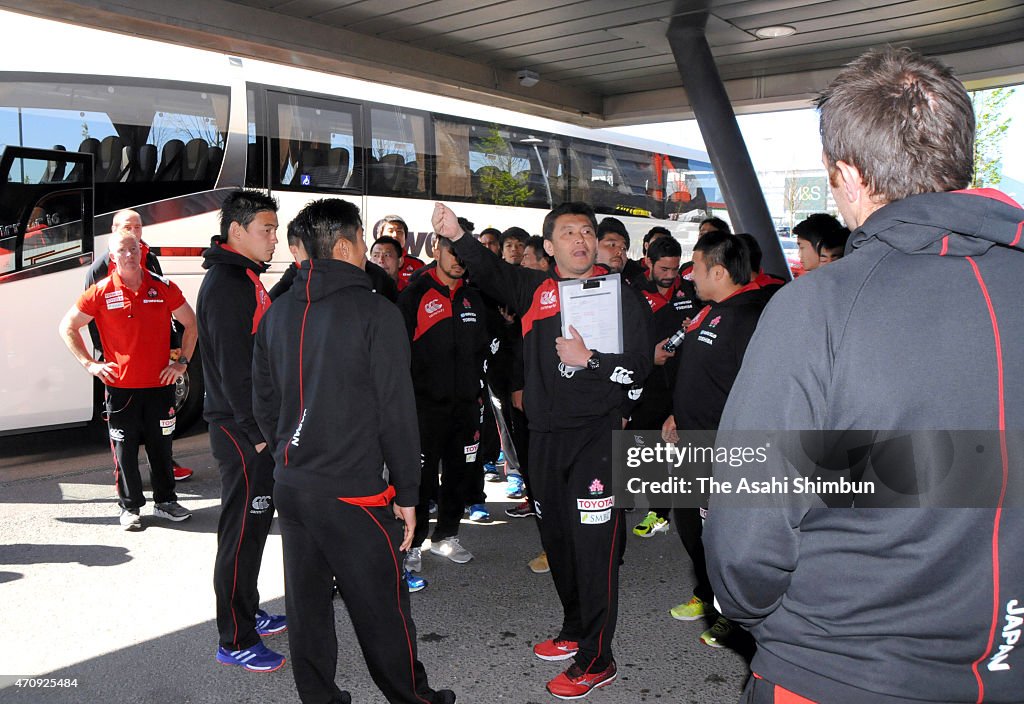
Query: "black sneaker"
505 500 537 518
152 501 192 522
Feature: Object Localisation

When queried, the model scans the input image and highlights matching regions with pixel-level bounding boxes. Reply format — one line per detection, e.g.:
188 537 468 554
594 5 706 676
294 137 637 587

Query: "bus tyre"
173 348 204 437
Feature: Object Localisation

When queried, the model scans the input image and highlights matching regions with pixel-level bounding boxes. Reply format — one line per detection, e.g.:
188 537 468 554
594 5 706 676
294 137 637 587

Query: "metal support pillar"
667 17 791 280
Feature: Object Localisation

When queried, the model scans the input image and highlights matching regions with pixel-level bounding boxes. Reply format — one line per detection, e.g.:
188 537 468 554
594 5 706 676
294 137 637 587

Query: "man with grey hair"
704 48 1023 703
59 228 197 529
85 209 194 482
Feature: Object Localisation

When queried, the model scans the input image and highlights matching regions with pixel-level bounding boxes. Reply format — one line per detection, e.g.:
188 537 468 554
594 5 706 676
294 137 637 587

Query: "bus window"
268 91 361 193
434 118 472 200
369 107 426 198
0 76 229 213
0 150 90 276
245 87 267 188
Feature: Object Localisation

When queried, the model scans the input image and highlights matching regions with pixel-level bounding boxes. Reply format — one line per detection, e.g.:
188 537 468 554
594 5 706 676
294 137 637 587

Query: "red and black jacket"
672 283 766 432
398 266 490 407
197 241 272 446
631 274 699 421
397 254 425 291
452 234 652 433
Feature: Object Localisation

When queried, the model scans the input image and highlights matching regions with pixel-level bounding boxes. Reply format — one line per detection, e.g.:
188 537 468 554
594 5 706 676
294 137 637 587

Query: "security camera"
517 70 540 88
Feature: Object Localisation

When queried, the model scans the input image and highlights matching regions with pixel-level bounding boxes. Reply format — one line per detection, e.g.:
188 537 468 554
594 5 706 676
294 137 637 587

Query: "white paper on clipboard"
558 273 623 371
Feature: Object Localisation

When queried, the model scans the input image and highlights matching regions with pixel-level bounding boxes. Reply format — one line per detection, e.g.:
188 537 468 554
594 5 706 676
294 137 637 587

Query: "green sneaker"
669 595 707 621
632 511 670 538
700 616 735 648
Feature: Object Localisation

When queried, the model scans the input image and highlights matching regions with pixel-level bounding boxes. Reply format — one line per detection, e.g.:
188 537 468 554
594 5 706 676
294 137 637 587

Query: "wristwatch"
176 355 190 367
586 350 601 370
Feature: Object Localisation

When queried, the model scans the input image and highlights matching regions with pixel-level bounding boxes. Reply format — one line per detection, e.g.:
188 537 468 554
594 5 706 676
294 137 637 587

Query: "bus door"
0 146 95 433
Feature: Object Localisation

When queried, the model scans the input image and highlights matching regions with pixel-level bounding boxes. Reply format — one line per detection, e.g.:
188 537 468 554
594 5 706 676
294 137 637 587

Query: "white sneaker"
430 537 474 564
119 508 142 531
405 547 422 572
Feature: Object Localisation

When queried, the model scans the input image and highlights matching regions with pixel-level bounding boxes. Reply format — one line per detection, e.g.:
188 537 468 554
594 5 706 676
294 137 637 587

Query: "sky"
613 87 1024 183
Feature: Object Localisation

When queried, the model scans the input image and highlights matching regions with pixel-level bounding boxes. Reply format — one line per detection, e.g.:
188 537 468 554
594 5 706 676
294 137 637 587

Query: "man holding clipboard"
433 202 651 700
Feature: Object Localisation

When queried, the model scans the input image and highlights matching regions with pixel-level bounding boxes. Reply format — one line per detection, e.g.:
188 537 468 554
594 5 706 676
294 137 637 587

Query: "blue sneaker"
483 462 501 482
405 570 427 593
216 641 286 672
255 609 287 636
505 474 526 499
468 503 490 522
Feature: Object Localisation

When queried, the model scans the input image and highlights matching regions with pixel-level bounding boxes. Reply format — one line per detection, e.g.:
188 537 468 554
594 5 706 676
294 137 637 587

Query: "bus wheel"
173 348 204 436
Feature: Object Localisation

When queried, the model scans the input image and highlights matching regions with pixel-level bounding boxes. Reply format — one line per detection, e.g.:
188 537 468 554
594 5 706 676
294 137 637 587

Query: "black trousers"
626 382 673 521
672 506 713 603
211 422 276 650
530 415 625 673
105 385 177 509
414 400 481 547
276 483 447 704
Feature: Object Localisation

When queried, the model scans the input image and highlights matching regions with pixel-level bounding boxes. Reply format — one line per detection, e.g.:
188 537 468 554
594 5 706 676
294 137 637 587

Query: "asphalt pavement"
0 425 751 703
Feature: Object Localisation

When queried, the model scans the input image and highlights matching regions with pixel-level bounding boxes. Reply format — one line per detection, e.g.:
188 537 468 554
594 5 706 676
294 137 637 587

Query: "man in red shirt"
59 229 197 530
85 209 194 482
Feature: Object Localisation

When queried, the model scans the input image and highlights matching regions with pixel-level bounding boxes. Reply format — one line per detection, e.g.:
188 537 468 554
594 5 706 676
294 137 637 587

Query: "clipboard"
558 273 623 370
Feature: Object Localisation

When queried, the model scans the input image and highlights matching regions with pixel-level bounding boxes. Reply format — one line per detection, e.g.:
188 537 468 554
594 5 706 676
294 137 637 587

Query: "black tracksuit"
253 258 449 704
197 241 276 652
629 275 699 521
629 275 698 430
268 259 398 302
398 266 490 546
452 234 652 673
671 283 766 604
705 189 1024 704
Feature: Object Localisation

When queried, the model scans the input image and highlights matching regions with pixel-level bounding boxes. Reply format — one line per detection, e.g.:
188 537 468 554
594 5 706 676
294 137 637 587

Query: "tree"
477 125 533 206
970 87 1015 189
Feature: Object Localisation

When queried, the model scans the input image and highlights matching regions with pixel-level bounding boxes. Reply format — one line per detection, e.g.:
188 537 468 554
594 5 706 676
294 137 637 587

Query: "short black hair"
734 233 763 273
373 215 408 239
500 227 530 247
286 219 302 247
646 235 682 264
457 216 475 235
293 198 363 260
643 226 671 247
597 217 630 249
694 231 750 286
371 235 402 259
793 213 845 248
815 222 851 256
542 202 598 240
218 189 279 243
699 216 731 235
525 234 553 262
479 227 502 239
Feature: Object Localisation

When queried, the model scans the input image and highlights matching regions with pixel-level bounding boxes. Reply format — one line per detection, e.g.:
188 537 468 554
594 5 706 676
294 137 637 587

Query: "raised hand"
431 202 463 241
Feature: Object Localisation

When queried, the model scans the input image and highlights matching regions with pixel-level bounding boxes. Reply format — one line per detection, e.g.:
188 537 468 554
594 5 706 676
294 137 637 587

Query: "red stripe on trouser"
750 674 819 704
965 257 1009 704
359 506 431 704
219 425 251 647
585 510 620 673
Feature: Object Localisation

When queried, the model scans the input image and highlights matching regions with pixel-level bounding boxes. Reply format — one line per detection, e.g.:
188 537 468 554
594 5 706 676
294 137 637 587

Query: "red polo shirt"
77 269 185 388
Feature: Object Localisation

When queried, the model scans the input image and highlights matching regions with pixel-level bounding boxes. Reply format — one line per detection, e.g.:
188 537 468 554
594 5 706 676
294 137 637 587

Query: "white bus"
0 10 720 435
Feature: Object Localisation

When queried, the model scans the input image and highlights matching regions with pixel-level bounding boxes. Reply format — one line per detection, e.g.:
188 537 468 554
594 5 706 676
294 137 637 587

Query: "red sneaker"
172 464 193 481
546 661 617 700
532 638 579 661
